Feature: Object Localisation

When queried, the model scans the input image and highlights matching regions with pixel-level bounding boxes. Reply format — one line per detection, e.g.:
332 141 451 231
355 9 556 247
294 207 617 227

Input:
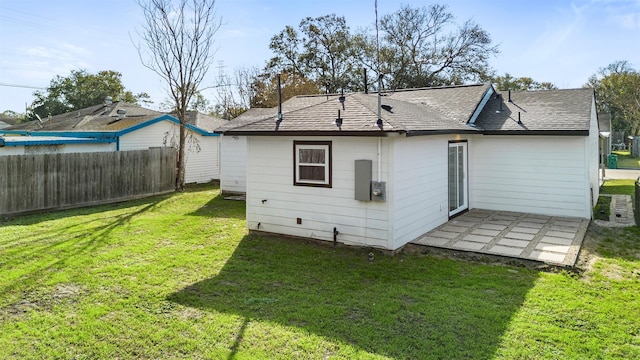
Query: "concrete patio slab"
411 209 590 266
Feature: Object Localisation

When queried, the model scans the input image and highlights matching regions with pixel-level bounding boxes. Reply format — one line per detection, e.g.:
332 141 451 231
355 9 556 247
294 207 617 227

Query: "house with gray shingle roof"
1 101 227 184
216 83 599 251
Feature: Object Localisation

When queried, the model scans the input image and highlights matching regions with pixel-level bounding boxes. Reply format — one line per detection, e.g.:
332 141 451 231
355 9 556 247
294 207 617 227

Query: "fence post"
636 176 640 227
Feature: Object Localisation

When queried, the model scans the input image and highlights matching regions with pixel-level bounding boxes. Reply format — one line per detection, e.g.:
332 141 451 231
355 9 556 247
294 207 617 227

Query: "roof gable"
474 88 594 134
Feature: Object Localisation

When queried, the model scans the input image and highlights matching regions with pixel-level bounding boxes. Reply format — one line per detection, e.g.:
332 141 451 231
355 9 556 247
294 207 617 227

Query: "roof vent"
105 96 113 105
381 104 392 112
117 109 126 119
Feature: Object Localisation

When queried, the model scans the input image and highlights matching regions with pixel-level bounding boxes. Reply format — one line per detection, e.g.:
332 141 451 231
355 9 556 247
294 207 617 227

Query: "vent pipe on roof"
508 90 512 103
363 68 368 94
276 73 283 124
518 111 522 125
105 96 113 105
117 109 126 120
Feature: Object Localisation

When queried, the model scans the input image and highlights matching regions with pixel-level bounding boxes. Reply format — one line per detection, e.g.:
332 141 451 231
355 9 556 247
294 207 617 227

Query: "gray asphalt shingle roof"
474 88 594 133
6 103 225 133
218 84 491 135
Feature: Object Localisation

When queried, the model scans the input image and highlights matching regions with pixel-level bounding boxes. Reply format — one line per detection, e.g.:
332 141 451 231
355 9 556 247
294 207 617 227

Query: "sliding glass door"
448 142 468 217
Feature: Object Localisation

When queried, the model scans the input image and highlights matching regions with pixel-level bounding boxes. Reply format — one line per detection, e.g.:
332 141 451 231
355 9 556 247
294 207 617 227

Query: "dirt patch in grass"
575 224 640 282
2 283 85 320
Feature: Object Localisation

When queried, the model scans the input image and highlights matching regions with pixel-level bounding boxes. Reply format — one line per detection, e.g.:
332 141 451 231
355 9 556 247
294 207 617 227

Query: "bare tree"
136 0 221 190
213 66 260 119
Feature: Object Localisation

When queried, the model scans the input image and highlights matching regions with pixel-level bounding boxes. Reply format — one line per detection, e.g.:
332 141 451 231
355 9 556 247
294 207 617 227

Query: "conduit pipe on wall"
377 137 382 181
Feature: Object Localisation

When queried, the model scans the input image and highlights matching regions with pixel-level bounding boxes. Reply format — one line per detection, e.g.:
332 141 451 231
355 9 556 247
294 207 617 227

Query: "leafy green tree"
250 72 321 108
376 4 498 89
265 4 499 92
492 73 557 91
268 14 357 93
587 61 640 134
28 69 144 120
1 110 27 123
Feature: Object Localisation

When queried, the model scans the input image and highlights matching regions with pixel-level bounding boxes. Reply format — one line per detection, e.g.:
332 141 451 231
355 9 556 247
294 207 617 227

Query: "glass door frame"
448 141 468 218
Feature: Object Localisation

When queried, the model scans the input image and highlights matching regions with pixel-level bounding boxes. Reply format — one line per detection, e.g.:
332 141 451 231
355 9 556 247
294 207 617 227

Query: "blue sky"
1 0 639 113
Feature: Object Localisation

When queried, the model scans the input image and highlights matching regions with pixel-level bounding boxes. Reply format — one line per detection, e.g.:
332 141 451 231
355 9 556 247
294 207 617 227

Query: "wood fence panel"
0 148 176 216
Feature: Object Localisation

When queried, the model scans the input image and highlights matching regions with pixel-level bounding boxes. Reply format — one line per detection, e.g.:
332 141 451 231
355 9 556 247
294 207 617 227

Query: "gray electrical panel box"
371 181 386 201
354 159 372 201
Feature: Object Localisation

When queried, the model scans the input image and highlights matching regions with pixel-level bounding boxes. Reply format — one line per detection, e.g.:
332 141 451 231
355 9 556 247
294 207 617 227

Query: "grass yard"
600 179 637 197
612 150 640 169
1 183 639 359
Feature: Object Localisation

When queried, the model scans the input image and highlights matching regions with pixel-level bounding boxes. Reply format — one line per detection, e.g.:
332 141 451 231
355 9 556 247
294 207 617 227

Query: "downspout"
377 137 382 181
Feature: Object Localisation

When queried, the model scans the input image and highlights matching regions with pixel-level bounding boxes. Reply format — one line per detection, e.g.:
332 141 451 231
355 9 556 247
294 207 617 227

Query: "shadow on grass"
0 195 169 297
169 235 539 359
188 193 245 220
0 192 175 227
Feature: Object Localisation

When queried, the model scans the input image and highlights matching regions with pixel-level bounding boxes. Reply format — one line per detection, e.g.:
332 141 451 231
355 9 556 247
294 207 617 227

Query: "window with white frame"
293 141 332 187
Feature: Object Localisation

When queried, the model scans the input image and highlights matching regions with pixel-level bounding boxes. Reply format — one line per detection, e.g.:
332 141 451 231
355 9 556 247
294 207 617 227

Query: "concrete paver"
452 241 485 250
411 209 590 266
498 238 529 248
490 245 525 256
504 232 535 241
472 228 501 236
511 226 539 234
540 236 574 245
545 230 575 239
463 234 493 243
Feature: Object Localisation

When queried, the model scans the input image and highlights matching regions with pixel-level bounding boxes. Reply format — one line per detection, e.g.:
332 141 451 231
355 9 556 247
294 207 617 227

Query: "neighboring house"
217 84 599 251
1 101 226 184
598 112 612 174
0 117 17 130
0 135 114 155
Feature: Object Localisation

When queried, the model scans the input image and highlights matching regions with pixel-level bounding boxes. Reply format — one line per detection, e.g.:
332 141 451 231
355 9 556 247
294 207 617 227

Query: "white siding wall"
1 142 115 155
0 146 25 155
470 136 591 218
119 121 220 183
183 132 219 184
391 135 452 249
246 136 392 249
588 98 600 210
119 121 175 151
220 135 247 194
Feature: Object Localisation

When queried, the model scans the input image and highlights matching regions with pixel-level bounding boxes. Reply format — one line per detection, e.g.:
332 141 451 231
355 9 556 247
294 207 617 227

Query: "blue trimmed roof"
0 114 222 146
1 135 115 147
1 102 225 142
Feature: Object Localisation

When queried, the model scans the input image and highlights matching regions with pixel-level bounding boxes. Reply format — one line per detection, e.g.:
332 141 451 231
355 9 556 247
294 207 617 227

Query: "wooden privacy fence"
0 148 176 216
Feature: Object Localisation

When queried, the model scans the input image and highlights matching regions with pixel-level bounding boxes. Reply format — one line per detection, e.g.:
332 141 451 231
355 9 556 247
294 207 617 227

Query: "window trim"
293 141 332 188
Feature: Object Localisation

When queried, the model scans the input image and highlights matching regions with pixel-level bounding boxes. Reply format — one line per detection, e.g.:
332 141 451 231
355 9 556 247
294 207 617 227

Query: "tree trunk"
176 114 187 191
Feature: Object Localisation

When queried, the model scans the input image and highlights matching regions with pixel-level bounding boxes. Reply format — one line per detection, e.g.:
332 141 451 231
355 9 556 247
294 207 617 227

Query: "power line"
0 83 46 90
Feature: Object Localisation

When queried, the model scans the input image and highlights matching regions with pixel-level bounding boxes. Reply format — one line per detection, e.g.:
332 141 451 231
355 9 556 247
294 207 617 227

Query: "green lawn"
612 150 640 169
1 183 639 359
601 179 637 197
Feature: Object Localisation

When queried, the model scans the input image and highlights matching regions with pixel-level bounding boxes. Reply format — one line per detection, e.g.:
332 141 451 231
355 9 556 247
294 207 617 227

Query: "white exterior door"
448 142 468 217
